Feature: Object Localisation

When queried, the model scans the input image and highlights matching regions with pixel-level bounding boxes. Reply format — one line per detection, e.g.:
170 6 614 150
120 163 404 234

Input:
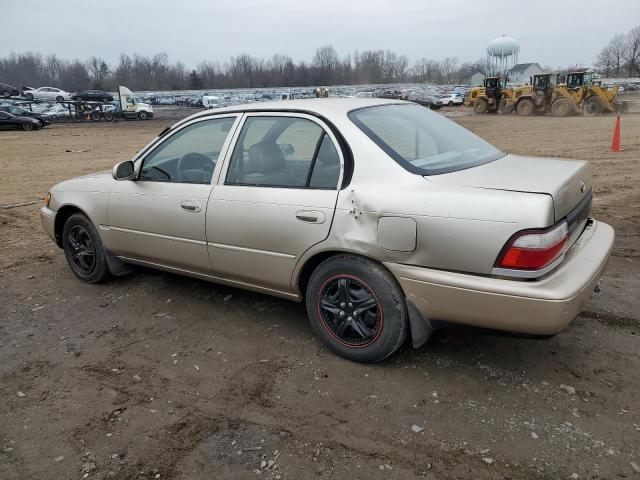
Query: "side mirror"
112 160 136 180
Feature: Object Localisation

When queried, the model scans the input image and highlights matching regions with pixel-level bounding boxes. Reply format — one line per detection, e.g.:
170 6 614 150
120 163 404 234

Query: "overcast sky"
2 0 639 68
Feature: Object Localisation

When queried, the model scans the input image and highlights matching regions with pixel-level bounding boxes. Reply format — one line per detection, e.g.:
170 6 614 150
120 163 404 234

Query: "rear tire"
499 98 515 114
585 96 604 116
473 98 489 114
305 255 408 362
62 213 111 284
551 97 572 117
516 98 535 116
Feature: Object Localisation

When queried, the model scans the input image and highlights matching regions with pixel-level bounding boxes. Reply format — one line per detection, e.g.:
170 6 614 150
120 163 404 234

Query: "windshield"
349 103 504 175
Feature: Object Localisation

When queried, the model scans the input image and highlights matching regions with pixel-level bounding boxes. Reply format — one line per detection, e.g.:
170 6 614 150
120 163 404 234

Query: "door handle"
180 200 201 213
296 210 325 224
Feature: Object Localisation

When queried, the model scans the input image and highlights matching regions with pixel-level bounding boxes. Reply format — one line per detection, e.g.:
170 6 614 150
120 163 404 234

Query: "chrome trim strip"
103 225 207 245
208 242 296 259
491 254 565 279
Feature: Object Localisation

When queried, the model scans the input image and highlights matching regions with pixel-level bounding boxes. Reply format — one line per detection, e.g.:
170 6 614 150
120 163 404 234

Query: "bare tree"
625 26 640 76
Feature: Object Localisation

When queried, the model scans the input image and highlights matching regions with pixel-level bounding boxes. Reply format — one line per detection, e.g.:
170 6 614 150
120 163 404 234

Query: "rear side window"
349 104 503 175
225 116 340 189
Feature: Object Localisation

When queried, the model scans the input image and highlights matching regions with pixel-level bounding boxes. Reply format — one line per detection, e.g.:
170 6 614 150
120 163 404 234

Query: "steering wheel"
176 152 213 183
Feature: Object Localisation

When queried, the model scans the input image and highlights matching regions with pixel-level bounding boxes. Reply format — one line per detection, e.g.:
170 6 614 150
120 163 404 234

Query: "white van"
202 95 220 109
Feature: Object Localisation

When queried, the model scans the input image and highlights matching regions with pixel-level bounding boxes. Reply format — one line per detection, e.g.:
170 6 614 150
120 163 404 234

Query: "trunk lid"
427 153 592 221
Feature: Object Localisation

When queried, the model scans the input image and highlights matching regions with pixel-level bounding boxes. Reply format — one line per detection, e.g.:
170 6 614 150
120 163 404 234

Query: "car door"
208 112 343 294
107 114 240 273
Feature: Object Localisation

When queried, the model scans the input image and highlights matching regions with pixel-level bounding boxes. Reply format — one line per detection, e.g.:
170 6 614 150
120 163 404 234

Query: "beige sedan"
40 98 614 362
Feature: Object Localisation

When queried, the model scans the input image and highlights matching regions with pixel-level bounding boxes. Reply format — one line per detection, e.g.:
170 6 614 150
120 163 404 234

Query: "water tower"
486 35 520 76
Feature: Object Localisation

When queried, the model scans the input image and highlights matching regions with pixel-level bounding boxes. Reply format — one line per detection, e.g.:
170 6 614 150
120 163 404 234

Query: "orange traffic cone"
459 103 464 112
611 114 623 152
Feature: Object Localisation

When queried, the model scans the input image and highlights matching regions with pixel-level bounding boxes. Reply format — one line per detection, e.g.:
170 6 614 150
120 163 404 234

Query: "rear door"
207 112 344 294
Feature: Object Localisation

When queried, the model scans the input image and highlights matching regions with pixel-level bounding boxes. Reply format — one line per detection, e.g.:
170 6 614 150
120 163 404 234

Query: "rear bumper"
386 219 614 336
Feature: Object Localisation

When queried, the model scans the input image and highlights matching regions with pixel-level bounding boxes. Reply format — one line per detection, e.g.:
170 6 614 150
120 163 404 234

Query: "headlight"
43 192 51 207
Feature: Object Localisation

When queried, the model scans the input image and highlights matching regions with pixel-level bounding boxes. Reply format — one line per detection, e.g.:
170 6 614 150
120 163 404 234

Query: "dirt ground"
1 106 639 480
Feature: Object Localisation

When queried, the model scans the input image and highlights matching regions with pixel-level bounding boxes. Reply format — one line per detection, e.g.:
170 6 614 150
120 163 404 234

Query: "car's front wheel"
138 111 148 120
62 213 111 283
56 96 64 102
21 122 34 131
305 255 408 362
24 93 34 101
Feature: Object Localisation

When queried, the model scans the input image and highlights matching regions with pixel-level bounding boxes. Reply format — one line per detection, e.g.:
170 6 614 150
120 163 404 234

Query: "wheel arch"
53 204 88 247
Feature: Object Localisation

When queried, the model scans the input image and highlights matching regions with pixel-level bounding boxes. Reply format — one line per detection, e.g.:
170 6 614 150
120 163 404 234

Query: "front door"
208 112 343 294
107 115 240 273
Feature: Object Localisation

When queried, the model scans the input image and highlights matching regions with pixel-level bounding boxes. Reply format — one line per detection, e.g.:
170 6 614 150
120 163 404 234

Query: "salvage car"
0 111 42 130
0 105 51 126
40 98 614 362
1 82 20 99
436 93 464 106
71 90 114 102
23 86 72 102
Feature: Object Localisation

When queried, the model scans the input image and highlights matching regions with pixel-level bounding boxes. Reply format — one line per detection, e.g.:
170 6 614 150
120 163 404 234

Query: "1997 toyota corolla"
40 98 614 362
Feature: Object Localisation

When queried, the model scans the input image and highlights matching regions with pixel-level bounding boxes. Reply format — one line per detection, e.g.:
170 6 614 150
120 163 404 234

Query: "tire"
551 98 572 117
516 98 534 116
21 122 34 131
62 213 111 284
305 255 408 362
104 111 114 121
138 111 148 120
56 96 64 102
585 96 604 116
473 97 489 114
499 98 515 114
91 111 101 121
24 93 33 101
448 101 454 106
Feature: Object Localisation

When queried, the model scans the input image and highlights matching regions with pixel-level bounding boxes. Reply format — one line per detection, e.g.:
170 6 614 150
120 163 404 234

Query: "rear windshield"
349 103 504 175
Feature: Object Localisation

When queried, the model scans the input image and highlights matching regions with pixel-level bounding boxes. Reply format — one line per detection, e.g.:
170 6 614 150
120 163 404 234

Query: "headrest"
248 142 285 173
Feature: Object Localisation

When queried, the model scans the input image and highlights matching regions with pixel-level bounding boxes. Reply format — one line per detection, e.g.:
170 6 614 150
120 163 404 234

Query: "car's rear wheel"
56 96 64 102
21 122 34 131
62 213 111 283
305 255 408 362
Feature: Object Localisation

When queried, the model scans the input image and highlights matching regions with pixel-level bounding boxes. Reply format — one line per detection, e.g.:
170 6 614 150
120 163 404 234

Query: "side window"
139 117 236 184
225 116 340 189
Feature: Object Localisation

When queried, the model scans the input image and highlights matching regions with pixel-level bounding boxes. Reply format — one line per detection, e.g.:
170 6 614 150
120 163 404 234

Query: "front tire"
21 122 34 131
62 213 111 283
473 97 489 114
138 111 148 120
516 98 535 116
305 255 408 362
24 92 34 101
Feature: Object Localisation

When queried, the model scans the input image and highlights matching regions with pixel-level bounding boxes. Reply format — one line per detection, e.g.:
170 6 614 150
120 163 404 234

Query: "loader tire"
550 98 572 117
516 98 534 116
499 98 515 114
585 96 604 116
473 98 489 114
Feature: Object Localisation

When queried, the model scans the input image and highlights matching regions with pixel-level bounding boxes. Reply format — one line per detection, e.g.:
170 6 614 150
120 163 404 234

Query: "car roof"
186 97 406 123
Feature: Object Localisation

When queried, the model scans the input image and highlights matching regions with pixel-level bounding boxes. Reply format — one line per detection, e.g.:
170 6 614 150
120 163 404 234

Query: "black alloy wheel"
66 224 96 275
306 255 408 362
318 275 383 347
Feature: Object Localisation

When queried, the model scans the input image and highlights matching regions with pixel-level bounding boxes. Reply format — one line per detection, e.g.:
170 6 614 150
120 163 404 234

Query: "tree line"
0 47 488 92
594 25 640 77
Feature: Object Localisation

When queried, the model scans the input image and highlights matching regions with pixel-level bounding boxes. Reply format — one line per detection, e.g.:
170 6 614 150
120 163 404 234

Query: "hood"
427 153 591 221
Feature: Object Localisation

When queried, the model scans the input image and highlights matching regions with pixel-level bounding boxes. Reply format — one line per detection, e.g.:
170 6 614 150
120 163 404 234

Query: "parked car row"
0 82 115 103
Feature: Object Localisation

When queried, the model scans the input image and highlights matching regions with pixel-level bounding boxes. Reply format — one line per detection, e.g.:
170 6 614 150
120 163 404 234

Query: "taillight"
496 221 569 270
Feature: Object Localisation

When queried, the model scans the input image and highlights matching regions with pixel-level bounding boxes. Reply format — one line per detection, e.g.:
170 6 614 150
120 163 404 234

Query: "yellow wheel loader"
511 73 557 116
465 76 512 114
563 71 626 115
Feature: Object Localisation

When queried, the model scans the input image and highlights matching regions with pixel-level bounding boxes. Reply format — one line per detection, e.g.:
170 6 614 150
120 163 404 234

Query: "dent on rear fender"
305 186 555 276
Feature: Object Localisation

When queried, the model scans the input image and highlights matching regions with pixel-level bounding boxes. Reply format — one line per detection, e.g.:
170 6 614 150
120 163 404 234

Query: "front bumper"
40 206 56 243
386 219 614 336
